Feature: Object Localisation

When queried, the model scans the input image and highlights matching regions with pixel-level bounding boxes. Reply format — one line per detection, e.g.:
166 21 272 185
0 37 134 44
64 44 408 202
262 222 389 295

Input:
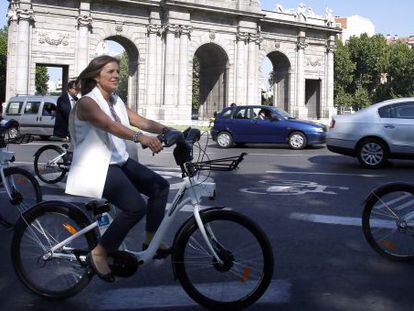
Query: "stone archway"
267 51 291 111
194 43 229 121
101 36 139 111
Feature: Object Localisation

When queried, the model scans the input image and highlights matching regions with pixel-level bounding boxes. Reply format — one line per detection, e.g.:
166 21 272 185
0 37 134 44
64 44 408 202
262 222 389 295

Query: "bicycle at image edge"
0 119 42 229
33 142 72 184
362 182 414 260
11 127 274 310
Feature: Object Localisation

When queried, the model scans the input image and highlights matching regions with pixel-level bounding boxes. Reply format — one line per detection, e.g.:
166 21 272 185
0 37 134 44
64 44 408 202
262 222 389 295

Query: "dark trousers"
99 158 169 252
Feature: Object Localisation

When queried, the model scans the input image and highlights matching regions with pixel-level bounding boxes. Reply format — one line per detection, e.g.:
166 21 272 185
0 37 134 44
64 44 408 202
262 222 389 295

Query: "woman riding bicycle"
66 55 171 282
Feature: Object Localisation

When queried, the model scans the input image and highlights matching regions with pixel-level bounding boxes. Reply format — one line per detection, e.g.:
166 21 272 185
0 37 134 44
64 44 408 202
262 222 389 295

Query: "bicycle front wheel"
12 201 97 299
34 145 68 184
173 210 274 310
362 183 414 261
0 167 42 228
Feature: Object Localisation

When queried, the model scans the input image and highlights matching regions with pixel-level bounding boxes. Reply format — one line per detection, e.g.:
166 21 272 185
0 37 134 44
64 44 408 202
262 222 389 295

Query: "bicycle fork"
193 204 223 265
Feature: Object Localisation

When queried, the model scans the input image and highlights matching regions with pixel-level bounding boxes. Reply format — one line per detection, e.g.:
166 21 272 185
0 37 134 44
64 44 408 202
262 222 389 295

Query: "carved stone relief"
38 31 69 46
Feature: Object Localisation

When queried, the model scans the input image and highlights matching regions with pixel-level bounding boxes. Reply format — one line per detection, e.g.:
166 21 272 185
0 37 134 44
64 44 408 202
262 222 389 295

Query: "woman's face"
96 61 119 94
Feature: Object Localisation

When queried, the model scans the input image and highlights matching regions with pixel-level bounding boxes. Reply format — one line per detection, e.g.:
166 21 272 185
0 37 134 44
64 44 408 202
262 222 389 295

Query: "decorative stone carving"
236 31 249 42
306 57 322 67
209 31 216 41
115 24 123 33
326 39 336 53
17 8 34 22
297 39 308 50
164 24 180 36
274 41 281 49
147 24 161 35
325 8 335 27
180 25 193 37
77 15 93 28
38 31 69 46
249 33 262 45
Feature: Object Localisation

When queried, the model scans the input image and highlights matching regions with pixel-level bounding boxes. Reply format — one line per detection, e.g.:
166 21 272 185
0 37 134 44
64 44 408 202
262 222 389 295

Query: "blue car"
210 105 326 149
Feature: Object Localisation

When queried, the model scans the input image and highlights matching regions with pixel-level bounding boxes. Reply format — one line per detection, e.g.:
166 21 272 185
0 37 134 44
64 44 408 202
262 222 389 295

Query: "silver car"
327 98 414 168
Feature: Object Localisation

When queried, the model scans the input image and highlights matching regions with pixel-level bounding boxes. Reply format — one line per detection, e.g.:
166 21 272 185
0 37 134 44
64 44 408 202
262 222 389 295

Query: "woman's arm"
77 97 163 153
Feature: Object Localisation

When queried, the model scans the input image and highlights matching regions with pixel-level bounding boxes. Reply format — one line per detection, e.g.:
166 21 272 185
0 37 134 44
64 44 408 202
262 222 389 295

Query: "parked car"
2 95 58 139
327 98 414 168
210 105 326 149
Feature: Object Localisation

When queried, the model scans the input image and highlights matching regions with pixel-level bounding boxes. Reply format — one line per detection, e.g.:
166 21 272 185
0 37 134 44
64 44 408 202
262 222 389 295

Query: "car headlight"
314 127 324 133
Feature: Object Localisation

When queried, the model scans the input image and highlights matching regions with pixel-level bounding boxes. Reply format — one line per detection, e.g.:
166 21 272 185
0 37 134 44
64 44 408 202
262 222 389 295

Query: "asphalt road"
1 136 414 311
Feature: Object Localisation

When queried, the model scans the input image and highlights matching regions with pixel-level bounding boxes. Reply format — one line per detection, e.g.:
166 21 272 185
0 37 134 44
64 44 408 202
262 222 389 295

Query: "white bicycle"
0 119 42 229
11 128 274 310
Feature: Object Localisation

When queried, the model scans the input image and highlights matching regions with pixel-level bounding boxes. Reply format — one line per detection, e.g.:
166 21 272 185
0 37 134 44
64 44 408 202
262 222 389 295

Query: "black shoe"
142 243 171 260
87 253 115 283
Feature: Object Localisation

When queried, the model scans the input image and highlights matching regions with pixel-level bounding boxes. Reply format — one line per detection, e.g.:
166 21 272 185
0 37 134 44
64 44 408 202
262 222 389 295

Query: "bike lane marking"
266 171 384 177
290 212 362 227
91 279 290 310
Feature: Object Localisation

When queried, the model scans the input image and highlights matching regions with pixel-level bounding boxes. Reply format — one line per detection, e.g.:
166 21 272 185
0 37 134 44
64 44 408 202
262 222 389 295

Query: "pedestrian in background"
53 80 79 140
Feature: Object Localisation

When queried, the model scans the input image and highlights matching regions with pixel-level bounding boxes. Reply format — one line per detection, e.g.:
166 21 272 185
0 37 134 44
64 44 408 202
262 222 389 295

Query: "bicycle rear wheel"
0 167 42 228
34 145 68 184
173 210 274 310
362 183 414 261
12 201 97 299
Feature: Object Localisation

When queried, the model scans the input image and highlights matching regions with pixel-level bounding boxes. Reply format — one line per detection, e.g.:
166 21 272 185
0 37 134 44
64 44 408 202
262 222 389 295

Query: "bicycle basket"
190 152 247 172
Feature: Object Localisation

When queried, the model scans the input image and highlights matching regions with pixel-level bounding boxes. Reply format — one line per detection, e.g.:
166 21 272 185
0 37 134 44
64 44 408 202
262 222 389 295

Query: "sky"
1 1 413 82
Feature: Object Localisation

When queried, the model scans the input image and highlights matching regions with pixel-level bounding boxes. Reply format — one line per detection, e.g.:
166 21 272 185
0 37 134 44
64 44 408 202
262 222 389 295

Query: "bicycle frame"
46 172 220 265
0 147 16 201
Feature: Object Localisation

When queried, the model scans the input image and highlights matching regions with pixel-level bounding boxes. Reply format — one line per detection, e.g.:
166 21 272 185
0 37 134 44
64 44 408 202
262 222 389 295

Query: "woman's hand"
138 134 163 154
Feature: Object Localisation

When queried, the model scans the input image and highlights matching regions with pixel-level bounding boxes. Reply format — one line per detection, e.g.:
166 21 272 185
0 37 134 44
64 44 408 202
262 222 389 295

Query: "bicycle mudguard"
33 144 64 157
170 206 225 279
16 200 94 231
364 182 414 205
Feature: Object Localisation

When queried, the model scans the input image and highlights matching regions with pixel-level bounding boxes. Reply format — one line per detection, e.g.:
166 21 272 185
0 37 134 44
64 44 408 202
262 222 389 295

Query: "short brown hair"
76 55 120 95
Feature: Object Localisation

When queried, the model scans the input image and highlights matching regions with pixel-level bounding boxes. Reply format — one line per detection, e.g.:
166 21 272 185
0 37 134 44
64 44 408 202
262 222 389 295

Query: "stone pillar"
235 32 248 105
178 26 192 117
76 7 93 75
162 24 180 119
14 6 33 96
325 35 335 118
146 24 161 109
247 34 257 105
296 31 308 119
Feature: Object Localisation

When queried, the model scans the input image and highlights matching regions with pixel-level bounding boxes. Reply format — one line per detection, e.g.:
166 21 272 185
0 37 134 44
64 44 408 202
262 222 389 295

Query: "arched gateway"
6 0 340 123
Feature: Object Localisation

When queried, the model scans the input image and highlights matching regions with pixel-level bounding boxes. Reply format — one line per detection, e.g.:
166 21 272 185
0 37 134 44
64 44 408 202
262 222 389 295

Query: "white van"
3 95 59 139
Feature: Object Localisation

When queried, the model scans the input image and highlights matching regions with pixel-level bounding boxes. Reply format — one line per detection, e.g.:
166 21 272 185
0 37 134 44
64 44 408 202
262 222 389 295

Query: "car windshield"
271 107 295 119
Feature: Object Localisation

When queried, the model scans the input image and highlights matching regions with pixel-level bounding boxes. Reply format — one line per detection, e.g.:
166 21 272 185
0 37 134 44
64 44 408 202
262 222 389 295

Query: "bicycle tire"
11 201 97 299
34 145 68 184
0 167 42 228
362 182 414 261
172 209 274 310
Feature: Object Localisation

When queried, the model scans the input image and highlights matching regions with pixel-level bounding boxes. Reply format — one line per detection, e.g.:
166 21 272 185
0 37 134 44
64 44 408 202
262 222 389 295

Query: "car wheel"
288 132 307 150
217 132 233 148
357 139 388 169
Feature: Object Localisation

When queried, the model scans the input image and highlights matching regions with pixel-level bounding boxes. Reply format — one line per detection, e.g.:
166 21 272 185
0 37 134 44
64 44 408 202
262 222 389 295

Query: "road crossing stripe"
92 279 290 310
267 171 384 178
290 212 362 226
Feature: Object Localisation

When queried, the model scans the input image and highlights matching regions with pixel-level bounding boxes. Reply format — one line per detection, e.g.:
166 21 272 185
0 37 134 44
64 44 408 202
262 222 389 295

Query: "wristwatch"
132 131 143 143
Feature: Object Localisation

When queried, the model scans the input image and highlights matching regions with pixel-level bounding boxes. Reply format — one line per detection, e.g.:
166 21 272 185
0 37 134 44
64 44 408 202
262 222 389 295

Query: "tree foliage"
118 51 129 102
334 34 414 112
0 26 7 103
35 65 49 95
192 56 200 112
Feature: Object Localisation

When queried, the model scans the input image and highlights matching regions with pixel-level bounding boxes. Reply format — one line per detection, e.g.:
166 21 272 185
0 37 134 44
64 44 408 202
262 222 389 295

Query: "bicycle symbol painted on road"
240 179 349 196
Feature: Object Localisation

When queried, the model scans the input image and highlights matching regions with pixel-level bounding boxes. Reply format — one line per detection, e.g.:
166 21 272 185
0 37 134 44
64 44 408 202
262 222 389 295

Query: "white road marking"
93 279 290 310
290 212 362 227
267 171 384 178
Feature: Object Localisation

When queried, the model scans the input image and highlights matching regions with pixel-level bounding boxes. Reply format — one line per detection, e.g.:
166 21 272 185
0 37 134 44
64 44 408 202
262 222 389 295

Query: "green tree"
192 56 200 113
0 26 7 103
386 42 414 98
35 65 49 95
118 51 129 102
334 39 355 110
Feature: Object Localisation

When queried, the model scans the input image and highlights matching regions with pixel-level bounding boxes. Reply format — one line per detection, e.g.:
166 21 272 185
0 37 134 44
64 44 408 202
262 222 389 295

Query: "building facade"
6 0 340 123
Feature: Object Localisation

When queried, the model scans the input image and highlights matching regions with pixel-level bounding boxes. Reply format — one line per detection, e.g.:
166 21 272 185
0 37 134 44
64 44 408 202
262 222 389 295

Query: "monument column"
76 2 93 75
178 26 192 117
14 5 33 96
162 24 180 119
325 35 335 118
296 31 308 119
235 31 248 105
146 24 161 110
247 33 258 105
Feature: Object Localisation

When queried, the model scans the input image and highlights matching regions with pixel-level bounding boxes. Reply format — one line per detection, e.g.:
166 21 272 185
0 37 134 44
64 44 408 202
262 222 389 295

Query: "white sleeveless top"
65 87 130 198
